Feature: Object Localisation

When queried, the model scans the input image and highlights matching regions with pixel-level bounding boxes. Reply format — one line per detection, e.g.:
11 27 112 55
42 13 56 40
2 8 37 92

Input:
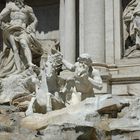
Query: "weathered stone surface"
21 95 128 131
0 70 35 104
109 98 140 131
0 0 140 139
0 114 13 133
111 131 140 140
0 132 41 140
41 124 99 140
21 94 134 139
127 84 140 96
97 96 123 116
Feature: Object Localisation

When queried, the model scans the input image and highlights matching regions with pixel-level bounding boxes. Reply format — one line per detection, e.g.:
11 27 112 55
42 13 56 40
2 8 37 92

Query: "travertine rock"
0 69 35 104
40 125 100 140
127 84 140 96
109 98 140 131
21 95 127 131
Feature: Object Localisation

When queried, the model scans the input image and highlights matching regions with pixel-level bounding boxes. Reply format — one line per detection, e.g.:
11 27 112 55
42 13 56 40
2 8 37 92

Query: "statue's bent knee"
20 39 28 48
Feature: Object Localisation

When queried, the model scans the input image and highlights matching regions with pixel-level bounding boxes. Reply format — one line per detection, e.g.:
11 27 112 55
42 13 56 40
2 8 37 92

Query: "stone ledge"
111 74 140 84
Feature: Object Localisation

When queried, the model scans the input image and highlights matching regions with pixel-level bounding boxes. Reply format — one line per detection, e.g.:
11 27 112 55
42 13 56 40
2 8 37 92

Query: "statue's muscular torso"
8 2 32 28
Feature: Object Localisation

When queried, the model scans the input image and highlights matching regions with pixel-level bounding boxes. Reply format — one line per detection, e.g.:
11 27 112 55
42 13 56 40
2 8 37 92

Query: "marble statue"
26 50 64 115
62 53 103 105
123 0 140 57
0 0 42 77
0 0 103 117
26 53 102 114
40 39 60 70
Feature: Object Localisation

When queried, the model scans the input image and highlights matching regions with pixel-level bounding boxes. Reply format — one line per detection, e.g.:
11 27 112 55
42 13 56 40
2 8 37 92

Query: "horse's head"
45 53 62 78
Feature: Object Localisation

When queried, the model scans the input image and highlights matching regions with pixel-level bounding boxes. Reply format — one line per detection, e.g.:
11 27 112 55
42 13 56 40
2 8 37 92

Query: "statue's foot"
13 69 22 75
28 63 36 68
28 63 40 74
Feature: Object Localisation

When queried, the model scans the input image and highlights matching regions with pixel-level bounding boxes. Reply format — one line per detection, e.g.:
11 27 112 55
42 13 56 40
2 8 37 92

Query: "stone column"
59 0 65 57
64 0 76 63
79 0 105 63
105 0 115 64
114 0 122 61
79 0 85 54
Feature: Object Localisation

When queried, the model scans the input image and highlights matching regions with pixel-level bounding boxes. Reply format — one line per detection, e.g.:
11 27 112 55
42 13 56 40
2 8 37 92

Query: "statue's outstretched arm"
28 7 38 31
62 59 75 72
88 68 102 90
0 4 10 27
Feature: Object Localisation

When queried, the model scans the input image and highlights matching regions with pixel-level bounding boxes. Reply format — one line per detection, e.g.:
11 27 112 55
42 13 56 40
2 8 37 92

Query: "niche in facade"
29 0 59 40
123 0 140 58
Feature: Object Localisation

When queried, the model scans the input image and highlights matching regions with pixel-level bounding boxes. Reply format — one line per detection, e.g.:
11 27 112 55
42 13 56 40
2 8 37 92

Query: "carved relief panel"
123 0 140 58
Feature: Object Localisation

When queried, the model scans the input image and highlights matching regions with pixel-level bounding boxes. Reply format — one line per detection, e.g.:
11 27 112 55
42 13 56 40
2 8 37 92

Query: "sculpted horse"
26 51 64 115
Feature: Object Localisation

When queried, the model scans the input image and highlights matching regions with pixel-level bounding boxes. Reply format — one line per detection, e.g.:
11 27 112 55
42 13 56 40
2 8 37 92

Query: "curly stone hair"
77 53 93 66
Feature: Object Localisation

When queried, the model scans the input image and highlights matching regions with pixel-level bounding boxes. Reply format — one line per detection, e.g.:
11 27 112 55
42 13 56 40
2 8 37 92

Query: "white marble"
114 0 122 61
80 0 105 62
64 0 76 63
79 0 85 54
105 0 115 64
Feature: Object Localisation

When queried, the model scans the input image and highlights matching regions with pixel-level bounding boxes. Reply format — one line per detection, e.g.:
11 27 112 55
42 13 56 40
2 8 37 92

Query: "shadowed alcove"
0 0 59 38
122 0 132 10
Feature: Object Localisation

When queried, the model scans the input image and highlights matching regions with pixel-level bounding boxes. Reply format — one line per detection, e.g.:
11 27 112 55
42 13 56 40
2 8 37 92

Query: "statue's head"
77 53 93 66
14 0 24 7
13 0 24 5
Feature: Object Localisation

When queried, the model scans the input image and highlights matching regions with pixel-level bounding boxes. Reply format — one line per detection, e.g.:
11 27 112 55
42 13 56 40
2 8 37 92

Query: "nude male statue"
62 54 103 105
0 0 42 76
